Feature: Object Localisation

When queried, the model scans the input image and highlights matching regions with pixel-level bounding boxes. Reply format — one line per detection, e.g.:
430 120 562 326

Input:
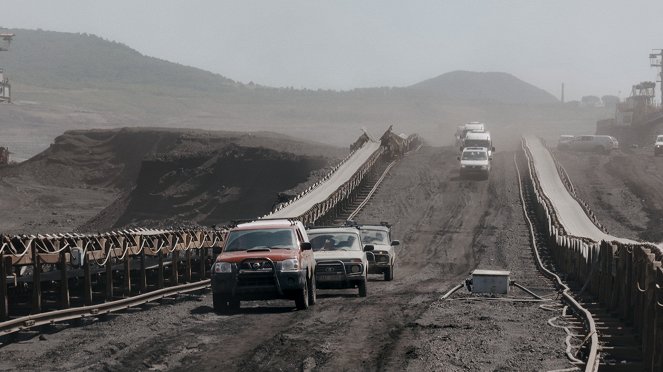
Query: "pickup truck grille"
316 262 345 274
237 272 276 287
237 259 276 288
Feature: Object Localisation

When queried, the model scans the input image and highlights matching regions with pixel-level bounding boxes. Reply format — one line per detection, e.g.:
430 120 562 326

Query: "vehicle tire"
229 297 240 311
384 265 394 281
213 293 229 313
358 278 367 297
308 275 317 306
295 279 309 310
384 266 394 281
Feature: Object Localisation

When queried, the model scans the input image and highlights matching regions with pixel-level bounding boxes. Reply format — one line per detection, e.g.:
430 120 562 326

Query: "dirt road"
0 146 570 371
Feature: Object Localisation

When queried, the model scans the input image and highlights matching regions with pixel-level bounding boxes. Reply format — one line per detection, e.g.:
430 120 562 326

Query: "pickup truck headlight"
281 258 300 271
480 165 488 170
460 164 467 168
213 261 232 273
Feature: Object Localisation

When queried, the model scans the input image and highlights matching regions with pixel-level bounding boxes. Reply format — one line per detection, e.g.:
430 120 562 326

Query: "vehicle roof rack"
343 220 391 228
227 217 301 228
306 224 360 230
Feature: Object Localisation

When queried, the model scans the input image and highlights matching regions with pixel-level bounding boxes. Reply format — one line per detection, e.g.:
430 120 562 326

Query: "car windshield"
359 229 389 245
657 136 663 142
464 139 490 148
309 232 361 251
461 151 487 160
224 228 296 252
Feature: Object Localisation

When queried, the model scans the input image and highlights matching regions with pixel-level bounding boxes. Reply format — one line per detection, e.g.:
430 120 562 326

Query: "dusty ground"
0 146 573 371
554 145 663 243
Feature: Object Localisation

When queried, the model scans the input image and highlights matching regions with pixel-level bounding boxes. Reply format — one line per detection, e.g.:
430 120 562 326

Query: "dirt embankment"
0 127 343 234
554 146 663 242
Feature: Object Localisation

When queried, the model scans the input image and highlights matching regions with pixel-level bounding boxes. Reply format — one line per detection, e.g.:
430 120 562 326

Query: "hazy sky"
4 1 663 100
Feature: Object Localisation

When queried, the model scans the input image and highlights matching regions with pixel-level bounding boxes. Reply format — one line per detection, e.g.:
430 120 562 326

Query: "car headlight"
281 258 300 271
349 264 362 273
213 261 232 273
481 165 488 169
460 164 467 168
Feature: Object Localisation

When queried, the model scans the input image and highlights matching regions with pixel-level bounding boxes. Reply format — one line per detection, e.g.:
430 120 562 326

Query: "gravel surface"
0 146 573 371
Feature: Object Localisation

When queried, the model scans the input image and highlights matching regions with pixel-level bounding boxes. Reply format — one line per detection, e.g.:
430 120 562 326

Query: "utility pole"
649 49 663 105
0 32 14 103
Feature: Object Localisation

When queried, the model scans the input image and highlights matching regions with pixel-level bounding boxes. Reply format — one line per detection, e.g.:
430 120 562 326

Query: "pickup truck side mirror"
457 156 461 161
459 146 464 152
492 146 495 152
300 242 312 251
363 244 375 252
391 240 400 246
489 157 493 161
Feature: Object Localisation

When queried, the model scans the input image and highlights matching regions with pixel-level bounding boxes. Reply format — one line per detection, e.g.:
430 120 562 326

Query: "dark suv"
211 219 316 312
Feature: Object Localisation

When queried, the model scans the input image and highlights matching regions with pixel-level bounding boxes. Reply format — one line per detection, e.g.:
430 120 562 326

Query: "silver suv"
565 135 618 153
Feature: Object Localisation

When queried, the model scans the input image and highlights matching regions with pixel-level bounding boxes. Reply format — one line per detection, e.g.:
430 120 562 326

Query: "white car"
654 135 663 156
307 226 373 297
458 147 491 179
566 135 618 153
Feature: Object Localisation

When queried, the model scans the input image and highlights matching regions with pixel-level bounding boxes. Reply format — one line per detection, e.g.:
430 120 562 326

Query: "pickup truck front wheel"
213 293 230 313
384 265 394 281
358 278 367 297
308 276 317 305
295 279 309 310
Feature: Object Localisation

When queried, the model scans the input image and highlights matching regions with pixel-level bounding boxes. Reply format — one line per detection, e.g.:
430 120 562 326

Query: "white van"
455 122 485 145
461 131 495 157
457 147 491 179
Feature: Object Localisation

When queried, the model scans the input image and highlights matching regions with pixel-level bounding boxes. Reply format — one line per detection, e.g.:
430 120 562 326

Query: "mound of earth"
0 128 343 234
87 144 329 231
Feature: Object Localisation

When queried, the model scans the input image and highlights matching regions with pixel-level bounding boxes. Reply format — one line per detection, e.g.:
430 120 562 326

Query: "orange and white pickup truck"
210 219 316 313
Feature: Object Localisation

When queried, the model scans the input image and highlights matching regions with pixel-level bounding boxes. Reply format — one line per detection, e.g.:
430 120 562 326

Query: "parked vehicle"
353 222 399 281
565 135 618 153
458 147 491 179
455 121 485 146
655 135 663 156
306 226 373 297
210 219 316 312
461 131 495 157
557 135 575 149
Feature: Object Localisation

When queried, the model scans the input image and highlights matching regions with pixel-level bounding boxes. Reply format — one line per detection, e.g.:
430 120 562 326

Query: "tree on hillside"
601 95 620 108
581 95 601 107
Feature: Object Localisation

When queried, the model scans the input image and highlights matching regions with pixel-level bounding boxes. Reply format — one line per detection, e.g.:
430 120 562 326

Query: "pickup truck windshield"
224 228 296 251
359 229 389 245
309 232 361 251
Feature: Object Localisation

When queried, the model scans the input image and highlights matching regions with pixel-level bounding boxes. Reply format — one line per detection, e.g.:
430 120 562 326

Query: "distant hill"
1 29 241 93
3 29 558 105
409 71 558 104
